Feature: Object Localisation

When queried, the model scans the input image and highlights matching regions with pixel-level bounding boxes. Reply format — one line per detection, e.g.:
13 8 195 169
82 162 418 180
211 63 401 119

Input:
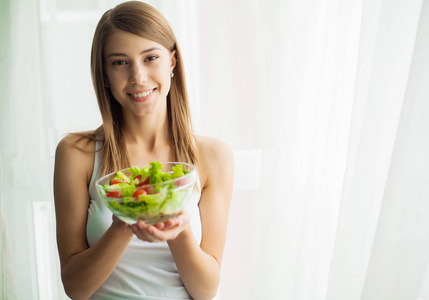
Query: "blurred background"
1 0 429 299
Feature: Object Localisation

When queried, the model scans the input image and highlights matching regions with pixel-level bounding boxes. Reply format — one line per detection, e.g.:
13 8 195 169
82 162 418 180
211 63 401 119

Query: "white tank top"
86 143 202 299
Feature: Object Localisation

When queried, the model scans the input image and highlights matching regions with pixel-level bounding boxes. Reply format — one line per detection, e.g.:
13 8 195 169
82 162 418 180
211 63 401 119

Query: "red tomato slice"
143 186 153 194
134 175 142 182
132 189 148 198
137 176 150 187
106 191 122 198
111 178 123 185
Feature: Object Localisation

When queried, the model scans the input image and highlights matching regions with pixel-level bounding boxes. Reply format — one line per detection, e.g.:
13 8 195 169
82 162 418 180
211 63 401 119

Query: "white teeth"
132 90 152 98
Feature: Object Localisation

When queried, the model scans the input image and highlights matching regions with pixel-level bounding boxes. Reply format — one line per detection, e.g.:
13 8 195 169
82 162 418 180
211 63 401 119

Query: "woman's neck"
122 111 170 151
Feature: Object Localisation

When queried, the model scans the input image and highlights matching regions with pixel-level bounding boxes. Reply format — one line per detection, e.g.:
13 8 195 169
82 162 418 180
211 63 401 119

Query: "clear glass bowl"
95 162 197 225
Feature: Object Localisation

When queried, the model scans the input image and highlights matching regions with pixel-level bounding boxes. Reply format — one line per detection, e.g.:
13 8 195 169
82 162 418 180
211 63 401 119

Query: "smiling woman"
53 1 233 300
88 1 197 178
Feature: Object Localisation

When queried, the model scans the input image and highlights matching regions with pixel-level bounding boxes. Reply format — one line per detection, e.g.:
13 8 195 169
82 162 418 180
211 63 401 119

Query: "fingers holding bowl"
131 211 190 242
130 221 159 242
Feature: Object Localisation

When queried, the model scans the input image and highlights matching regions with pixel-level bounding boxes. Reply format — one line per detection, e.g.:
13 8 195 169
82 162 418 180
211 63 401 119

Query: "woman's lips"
128 88 156 102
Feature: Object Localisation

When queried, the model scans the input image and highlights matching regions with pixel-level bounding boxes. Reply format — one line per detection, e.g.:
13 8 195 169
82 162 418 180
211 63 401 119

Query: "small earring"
170 72 174 78
105 81 110 88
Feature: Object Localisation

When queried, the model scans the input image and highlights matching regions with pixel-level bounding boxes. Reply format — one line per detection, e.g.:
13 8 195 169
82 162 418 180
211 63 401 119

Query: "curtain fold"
1 0 19 299
326 1 425 299
361 1 429 298
245 1 362 298
1 0 53 298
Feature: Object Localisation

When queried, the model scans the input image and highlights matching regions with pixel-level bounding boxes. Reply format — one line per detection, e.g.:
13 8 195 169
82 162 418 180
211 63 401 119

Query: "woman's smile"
127 88 157 102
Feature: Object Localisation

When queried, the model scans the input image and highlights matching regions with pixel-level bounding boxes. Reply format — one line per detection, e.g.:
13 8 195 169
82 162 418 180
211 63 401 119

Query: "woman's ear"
170 50 177 72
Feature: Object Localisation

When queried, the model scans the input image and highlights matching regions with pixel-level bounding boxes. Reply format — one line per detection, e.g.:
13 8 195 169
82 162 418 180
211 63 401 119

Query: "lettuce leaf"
149 161 164 184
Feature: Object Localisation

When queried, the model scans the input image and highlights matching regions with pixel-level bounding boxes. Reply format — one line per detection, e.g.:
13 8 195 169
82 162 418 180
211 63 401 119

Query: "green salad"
99 161 192 222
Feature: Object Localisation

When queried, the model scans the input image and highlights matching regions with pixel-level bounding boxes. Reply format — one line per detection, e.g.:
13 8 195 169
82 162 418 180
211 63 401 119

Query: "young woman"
53 2 233 299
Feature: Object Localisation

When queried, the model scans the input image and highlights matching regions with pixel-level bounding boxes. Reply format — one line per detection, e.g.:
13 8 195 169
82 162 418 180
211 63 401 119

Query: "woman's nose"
129 63 148 85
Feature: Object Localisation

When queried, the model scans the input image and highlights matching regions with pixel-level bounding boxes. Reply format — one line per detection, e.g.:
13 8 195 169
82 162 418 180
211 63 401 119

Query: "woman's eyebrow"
106 47 162 59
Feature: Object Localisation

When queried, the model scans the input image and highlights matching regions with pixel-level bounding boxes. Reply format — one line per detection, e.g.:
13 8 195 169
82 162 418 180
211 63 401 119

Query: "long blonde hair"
78 1 197 176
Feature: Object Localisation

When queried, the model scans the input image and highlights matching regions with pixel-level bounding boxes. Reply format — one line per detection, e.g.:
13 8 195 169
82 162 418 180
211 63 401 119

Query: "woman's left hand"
130 210 190 242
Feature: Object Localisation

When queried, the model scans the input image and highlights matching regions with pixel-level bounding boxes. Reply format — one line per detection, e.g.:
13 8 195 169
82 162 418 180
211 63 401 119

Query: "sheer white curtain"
1 0 429 299
194 0 429 299
1 0 47 298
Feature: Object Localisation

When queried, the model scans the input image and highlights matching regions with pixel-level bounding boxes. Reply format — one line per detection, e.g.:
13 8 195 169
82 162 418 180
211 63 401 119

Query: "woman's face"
103 29 176 117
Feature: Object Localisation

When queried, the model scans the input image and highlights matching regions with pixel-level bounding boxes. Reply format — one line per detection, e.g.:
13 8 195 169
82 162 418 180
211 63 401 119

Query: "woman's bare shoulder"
196 135 233 163
194 134 234 187
56 133 96 152
55 133 97 183
195 135 233 159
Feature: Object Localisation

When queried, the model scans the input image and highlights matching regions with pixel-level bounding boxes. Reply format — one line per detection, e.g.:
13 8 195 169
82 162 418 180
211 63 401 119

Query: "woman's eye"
112 60 127 66
145 55 158 62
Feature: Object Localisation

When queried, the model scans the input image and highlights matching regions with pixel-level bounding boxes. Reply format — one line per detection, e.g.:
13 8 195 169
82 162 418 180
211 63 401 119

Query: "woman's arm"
54 135 133 300
131 136 234 299
170 137 233 299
